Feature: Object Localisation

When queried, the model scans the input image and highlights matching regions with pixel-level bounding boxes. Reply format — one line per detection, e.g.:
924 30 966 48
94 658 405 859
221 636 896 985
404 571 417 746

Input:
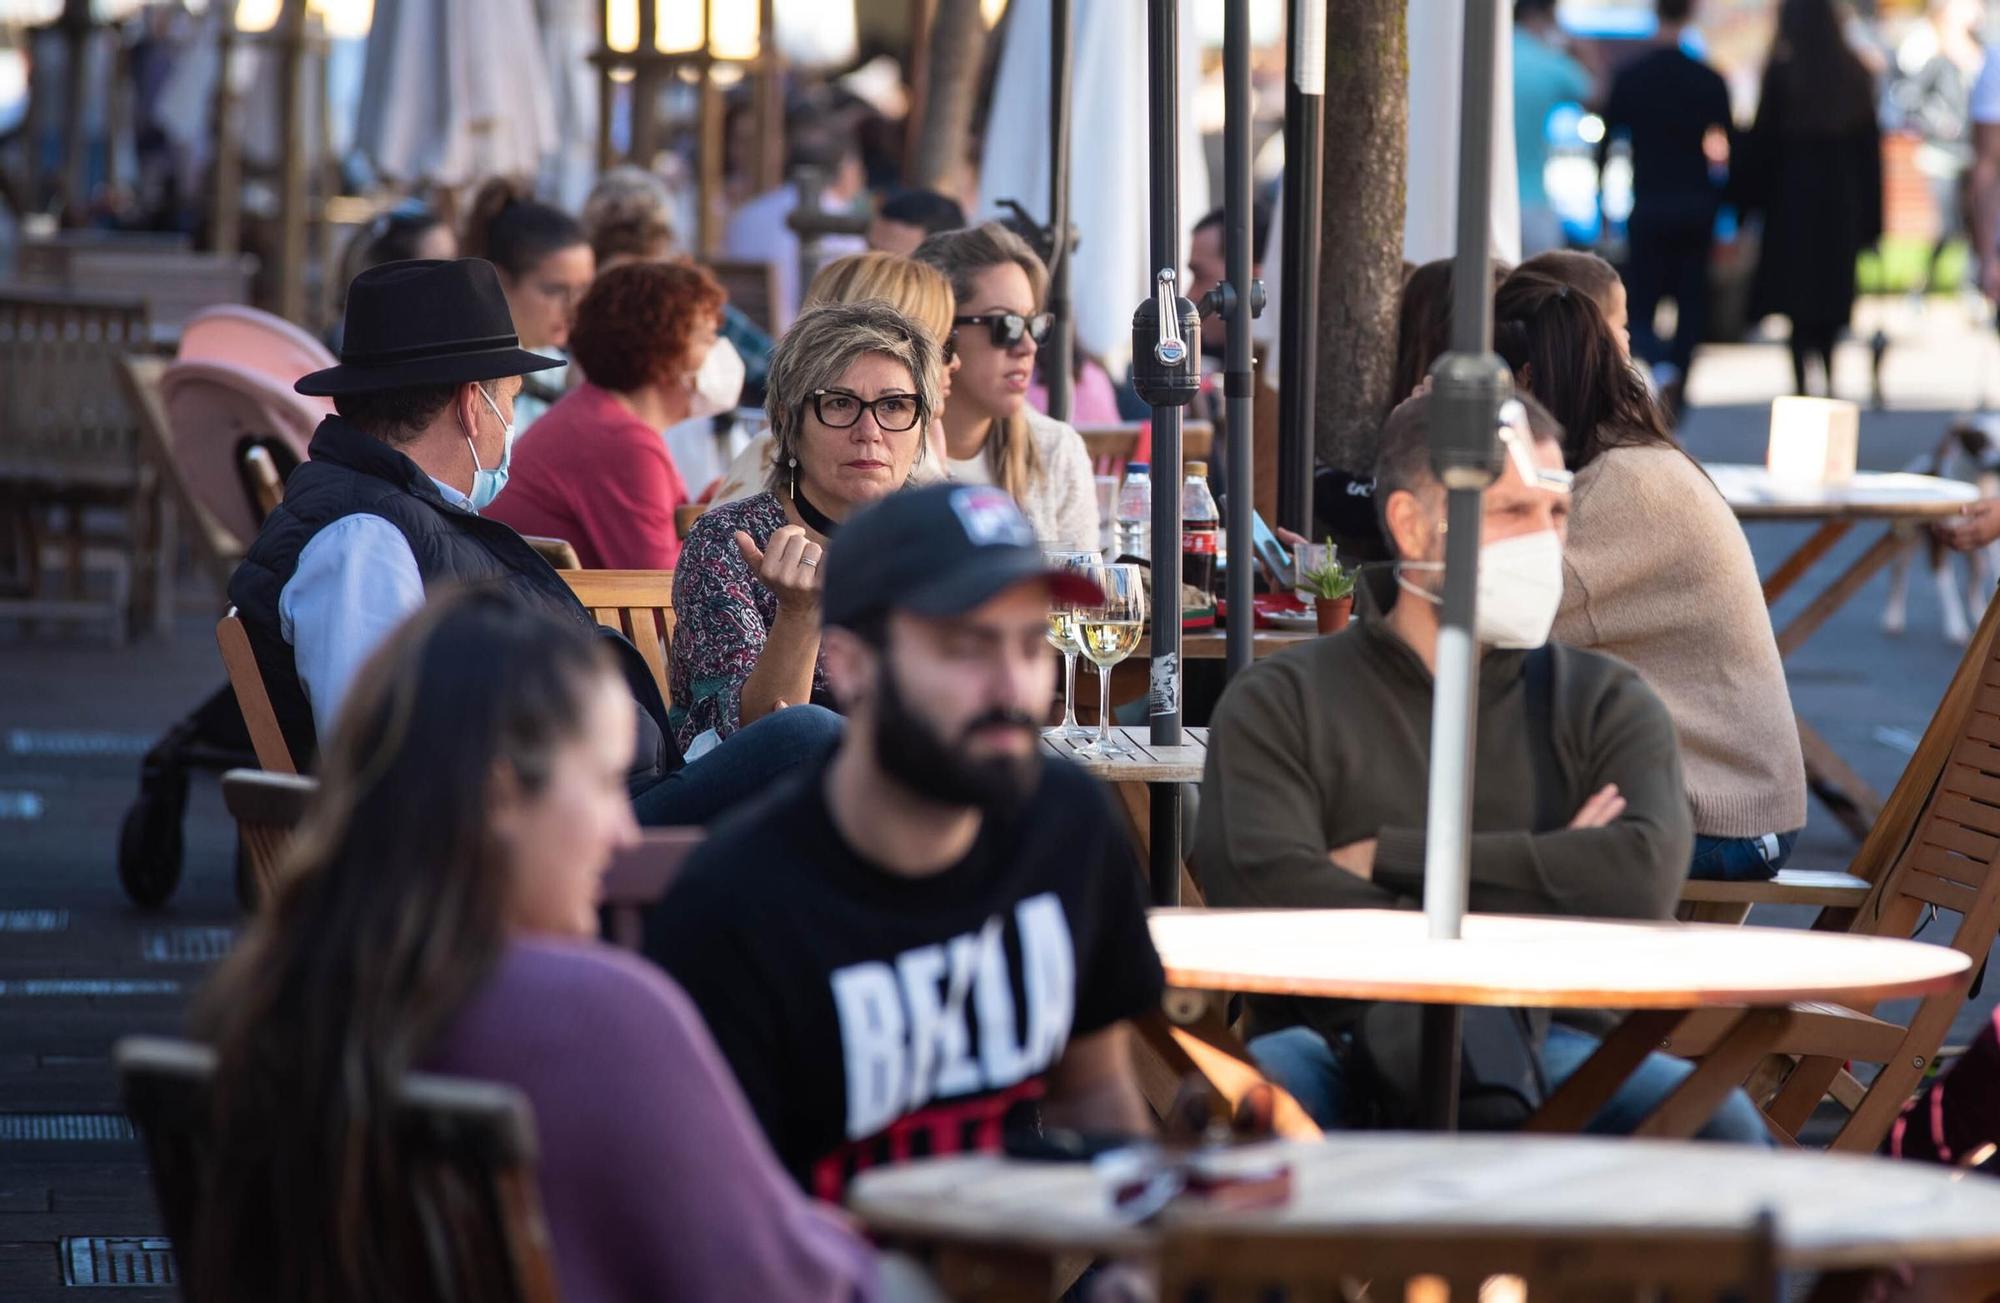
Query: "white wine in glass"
1043 551 1097 740
1076 563 1145 759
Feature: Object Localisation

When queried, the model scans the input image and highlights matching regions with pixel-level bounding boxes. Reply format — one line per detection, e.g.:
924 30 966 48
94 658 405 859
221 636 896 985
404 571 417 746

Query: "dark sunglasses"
810 389 925 432
953 312 1053 349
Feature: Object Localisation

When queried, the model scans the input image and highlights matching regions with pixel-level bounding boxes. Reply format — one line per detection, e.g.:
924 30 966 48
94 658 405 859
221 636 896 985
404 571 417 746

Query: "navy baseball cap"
823 484 1105 630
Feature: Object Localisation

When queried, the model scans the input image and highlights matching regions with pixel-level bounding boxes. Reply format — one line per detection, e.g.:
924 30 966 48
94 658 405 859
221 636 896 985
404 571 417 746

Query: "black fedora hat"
296 258 565 397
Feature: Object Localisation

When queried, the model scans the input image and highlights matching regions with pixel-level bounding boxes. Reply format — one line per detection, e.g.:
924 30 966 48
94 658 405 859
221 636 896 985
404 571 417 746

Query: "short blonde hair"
764 299 942 490
803 252 955 344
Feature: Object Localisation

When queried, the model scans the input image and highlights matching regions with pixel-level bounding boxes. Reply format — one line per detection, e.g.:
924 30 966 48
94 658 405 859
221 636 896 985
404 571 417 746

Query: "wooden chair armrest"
1679 869 1872 908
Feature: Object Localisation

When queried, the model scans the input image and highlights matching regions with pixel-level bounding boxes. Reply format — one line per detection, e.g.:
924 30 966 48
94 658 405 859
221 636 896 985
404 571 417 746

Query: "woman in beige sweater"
1496 266 1808 880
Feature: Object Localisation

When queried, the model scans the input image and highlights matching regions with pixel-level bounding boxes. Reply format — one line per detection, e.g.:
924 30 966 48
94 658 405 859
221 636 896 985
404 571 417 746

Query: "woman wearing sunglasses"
667 299 943 756
913 223 1100 552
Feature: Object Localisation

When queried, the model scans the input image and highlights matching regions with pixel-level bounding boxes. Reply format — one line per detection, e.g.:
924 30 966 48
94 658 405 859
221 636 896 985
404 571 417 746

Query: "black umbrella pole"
1277 0 1325 536
1223 0 1254 678
1046 0 1075 423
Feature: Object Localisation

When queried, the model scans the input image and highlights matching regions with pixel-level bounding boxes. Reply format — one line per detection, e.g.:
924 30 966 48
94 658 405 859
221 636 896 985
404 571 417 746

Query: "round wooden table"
1147 909 1971 1140
1148 908 1970 1009
1704 462 1980 838
849 1135 2000 1277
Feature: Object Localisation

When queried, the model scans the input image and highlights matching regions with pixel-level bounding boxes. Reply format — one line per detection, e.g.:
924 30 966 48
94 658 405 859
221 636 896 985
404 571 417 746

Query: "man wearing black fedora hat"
228 258 841 822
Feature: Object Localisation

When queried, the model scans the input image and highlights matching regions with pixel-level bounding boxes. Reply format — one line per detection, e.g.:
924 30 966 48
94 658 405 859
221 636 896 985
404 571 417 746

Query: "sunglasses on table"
810 389 926 432
952 312 1054 349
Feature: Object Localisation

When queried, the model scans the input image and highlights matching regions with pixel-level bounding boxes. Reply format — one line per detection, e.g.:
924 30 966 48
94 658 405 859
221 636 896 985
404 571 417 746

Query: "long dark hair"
1390 258 1511 412
1767 0 1875 136
1494 270 1674 471
189 591 615 1303
461 178 588 281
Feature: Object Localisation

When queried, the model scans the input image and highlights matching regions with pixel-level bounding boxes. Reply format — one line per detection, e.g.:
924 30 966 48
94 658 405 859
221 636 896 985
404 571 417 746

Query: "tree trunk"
1315 0 1407 473
908 0 987 197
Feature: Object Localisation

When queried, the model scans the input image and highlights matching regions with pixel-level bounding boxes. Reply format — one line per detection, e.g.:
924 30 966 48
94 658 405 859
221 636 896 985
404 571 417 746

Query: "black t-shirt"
644 757 1165 1199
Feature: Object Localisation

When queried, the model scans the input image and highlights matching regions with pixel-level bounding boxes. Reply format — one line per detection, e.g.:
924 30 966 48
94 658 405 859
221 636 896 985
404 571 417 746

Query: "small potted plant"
1298 542 1355 634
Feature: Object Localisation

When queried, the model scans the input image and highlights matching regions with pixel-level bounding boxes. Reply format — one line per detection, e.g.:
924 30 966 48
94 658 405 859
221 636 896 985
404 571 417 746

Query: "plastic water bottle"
1115 463 1152 560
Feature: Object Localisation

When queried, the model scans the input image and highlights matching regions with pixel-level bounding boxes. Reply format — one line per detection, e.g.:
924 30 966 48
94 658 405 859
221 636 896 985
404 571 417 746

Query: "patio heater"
1131 0 1198 906
597 0 781 257
1275 0 1326 536
1418 0 1513 1130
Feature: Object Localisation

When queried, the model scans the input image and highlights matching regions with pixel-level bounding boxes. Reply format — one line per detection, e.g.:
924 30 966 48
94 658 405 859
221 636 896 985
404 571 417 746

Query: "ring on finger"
801 551 820 568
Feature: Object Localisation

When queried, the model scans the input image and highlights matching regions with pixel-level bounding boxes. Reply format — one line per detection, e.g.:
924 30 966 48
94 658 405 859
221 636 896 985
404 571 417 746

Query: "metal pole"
1045 0 1075 423
1276 0 1325 536
274 0 310 323
1418 0 1512 1133
1146 0 1184 905
1222 0 1254 677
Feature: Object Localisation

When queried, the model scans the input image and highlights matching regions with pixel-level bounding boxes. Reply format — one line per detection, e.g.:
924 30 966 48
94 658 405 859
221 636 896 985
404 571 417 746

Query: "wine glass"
1074 563 1145 760
1042 550 1099 741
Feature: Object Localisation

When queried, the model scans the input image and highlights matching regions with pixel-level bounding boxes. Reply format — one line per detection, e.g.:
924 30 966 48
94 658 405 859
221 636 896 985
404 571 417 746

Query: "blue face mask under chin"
465 384 517 511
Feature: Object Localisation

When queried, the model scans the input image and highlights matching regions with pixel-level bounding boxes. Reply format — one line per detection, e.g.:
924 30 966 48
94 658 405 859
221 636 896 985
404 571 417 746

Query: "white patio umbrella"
535 0 600 212
354 0 558 188
1405 0 1519 265
977 0 1207 379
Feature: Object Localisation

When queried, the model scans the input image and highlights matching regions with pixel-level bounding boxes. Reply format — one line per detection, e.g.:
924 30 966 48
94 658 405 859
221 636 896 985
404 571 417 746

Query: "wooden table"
1708 463 1979 837
1043 729 1208 904
1136 629 1316 661
850 1135 2000 1295
1148 908 1970 1139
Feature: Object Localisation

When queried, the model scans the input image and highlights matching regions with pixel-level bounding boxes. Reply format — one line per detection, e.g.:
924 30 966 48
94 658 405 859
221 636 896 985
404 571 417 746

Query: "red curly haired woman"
487 261 736 569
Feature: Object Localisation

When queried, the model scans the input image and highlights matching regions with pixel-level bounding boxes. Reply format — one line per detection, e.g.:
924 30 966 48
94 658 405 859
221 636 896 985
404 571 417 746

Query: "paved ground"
1 299 1998 1298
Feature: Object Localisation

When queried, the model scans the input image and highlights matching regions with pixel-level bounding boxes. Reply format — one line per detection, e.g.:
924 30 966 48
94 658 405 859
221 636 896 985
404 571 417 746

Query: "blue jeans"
1250 1022 1771 1144
631 704 842 827
1688 830 1799 883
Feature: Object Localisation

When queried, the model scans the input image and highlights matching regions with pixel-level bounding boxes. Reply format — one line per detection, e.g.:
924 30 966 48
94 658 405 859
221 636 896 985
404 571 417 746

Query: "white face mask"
1397 528 1565 650
685 337 745 422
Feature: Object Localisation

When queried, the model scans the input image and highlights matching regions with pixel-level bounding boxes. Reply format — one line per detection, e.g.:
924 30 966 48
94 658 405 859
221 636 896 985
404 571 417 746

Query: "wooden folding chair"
1077 422 1215 478
523 535 579 569
561 570 676 707
1159 1217 1779 1303
1679 580 2000 928
220 769 316 906
241 445 285 523
116 1035 560 1303
217 608 298 774
1665 590 2000 1149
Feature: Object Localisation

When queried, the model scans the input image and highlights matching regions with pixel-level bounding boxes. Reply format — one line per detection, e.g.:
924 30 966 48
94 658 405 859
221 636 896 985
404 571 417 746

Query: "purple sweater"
426 938 878 1303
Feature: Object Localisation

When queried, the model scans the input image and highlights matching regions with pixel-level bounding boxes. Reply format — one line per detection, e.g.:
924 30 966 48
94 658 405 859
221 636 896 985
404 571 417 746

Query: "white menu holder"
1766 397 1859 496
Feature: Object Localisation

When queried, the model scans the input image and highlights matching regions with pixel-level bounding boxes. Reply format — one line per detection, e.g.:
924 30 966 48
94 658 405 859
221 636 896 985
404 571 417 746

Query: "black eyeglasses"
810 389 925 432
953 312 1053 349
941 336 957 365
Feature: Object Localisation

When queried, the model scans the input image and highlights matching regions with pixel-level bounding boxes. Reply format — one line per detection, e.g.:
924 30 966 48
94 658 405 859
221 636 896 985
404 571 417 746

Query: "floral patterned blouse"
668 492 832 753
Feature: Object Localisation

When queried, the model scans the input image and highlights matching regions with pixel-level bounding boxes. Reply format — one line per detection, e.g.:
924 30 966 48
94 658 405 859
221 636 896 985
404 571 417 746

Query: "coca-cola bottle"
1181 461 1220 608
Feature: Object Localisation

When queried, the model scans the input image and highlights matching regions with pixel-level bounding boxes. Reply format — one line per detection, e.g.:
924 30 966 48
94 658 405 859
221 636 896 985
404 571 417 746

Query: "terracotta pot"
1314 595 1353 635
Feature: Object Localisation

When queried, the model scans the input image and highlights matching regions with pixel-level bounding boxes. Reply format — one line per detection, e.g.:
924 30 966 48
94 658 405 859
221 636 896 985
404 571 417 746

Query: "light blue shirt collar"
430 476 472 511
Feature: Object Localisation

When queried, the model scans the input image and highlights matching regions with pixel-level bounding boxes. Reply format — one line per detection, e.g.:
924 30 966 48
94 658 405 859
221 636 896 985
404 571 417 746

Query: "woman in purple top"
188 591 880 1303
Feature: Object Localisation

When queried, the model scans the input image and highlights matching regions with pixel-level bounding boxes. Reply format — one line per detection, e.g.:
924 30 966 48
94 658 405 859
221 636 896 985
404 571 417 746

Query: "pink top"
487 382 689 570
426 938 878 1303
1027 358 1123 427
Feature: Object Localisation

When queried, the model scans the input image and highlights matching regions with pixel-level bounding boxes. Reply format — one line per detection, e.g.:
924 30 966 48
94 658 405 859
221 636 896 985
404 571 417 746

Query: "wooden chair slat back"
523 535 580 569
706 259 778 333
115 1035 560 1303
0 292 151 483
1160 1218 1778 1302
1077 422 1215 477
220 769 316 906
561 570 676 707
57 249 257 336
217 609 298 774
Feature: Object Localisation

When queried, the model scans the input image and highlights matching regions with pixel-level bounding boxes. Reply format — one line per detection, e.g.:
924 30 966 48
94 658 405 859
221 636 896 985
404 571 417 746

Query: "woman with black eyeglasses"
668 299 942 757
913 223 1100 552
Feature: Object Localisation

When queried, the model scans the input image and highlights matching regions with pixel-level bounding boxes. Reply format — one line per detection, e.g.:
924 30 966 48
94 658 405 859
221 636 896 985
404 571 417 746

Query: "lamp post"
598 0 777 257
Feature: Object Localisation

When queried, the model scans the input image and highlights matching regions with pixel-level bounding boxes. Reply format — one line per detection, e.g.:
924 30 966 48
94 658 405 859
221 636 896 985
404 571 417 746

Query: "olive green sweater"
1194 573 1693 1031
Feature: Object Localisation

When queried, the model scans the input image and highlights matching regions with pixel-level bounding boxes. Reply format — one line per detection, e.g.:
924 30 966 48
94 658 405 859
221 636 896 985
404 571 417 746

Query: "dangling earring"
788 455 798 500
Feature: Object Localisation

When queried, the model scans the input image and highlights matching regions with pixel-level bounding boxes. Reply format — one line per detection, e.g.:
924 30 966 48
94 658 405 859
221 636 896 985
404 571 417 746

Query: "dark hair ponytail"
461 178 588 280
189 590 615 1303
1494 270 1674 471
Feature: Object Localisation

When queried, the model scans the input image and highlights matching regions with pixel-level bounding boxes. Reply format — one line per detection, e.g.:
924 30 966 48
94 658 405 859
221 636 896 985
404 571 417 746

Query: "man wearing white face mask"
1195 392 1765 1143
231 258 842 829
488 262 744 570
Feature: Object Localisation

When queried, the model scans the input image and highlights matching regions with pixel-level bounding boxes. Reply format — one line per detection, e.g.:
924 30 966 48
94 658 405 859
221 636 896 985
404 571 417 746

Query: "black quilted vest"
227 415 677 787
